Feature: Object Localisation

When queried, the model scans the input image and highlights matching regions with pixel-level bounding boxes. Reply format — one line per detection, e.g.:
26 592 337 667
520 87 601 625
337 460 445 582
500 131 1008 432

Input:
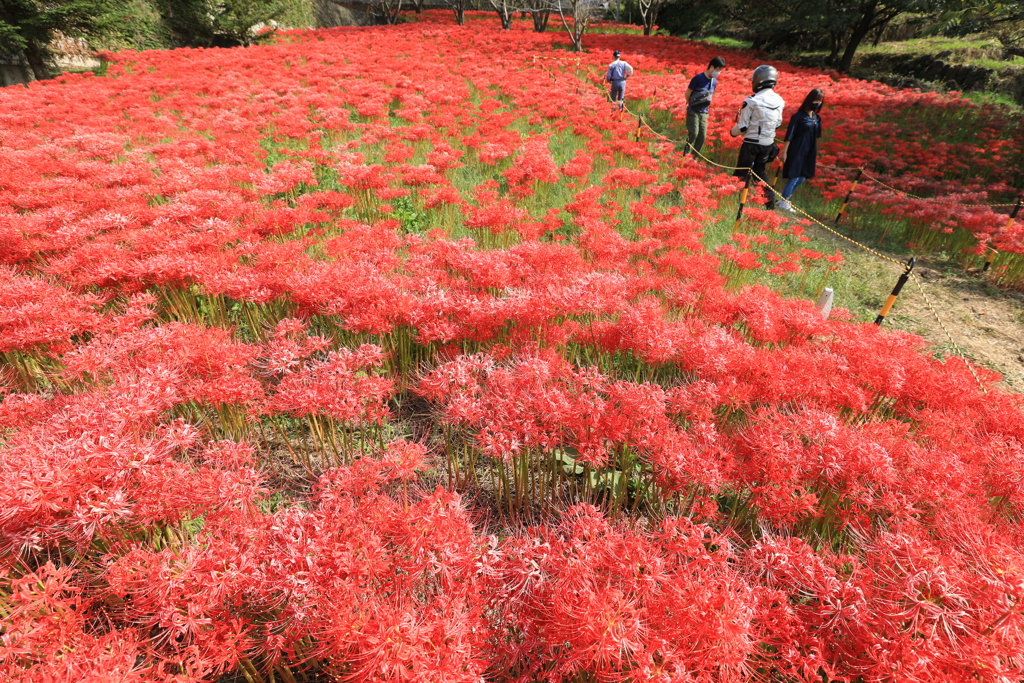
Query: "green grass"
857 35 1024 66
263 77 1012 333
959 54 1024 70
590 24 655 36
959 89 1022 108
761 30 1024 111
704 185 911 324
857 38 1024 77
694 35 753 50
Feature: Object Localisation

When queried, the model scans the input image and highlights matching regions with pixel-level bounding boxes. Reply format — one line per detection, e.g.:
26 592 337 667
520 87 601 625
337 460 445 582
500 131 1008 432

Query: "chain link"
544 55 985 381
909 273 987 392
749 168 906 266
857 170 1019 208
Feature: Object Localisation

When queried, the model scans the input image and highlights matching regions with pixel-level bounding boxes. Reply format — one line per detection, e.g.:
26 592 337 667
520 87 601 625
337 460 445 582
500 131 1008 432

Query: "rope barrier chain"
910 272 986 391
542 55 989 388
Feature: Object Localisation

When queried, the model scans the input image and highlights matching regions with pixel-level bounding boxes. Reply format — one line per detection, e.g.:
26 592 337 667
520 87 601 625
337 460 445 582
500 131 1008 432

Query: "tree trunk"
532 10 549 32
570 25 584 51
843 22 876 72
872 15 892 47
558 6 584 51
641 0 660 35
827 31 842 67
23 42 51 81
386 4 402 24
838 8 880 73
17 52 34 83
644 6 659 35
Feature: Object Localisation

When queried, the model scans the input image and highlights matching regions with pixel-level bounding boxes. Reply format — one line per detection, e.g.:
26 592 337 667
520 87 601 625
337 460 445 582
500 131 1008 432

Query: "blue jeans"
782 176 805 199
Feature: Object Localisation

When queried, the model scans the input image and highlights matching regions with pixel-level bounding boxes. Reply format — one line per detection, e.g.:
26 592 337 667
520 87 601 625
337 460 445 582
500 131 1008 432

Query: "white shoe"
778 200 794 212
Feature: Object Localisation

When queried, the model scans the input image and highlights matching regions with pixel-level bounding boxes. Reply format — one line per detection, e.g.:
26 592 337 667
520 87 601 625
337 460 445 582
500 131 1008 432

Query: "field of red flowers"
3 16 1024 683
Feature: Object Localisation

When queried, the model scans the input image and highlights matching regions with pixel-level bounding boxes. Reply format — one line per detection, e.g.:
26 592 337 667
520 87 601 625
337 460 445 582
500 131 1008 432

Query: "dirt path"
897 261 1024 391
807 224 1024 392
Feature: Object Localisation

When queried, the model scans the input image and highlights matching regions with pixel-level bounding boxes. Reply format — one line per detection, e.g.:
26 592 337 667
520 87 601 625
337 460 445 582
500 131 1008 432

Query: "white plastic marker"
816 287 834 319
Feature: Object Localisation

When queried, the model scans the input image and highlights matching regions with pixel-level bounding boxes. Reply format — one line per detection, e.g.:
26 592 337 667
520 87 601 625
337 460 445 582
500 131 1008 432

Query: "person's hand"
778 151 787 164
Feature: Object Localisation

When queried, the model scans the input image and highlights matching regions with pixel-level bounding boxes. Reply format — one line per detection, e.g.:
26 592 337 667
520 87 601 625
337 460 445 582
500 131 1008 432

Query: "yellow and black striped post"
734 174 753 231
984 192 1024 272
634 118 643 142
835 167 864 225
875 256 916 326
983 246 998 272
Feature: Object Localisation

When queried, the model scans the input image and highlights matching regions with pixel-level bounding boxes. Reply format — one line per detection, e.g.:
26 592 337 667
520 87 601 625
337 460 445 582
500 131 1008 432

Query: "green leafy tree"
939 1 1024 57
658 0 940 72
157 0 286 47
740 0 941 72
89 0 172 51
651 0 730 37
0 0 122 81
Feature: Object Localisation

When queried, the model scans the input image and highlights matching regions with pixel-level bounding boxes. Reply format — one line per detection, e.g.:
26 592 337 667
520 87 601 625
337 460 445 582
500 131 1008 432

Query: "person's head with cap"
613 50 621 59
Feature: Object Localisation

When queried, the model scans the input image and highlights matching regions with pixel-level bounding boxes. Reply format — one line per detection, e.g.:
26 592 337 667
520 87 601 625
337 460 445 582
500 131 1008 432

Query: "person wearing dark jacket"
683 56 726 156
777 89 824 212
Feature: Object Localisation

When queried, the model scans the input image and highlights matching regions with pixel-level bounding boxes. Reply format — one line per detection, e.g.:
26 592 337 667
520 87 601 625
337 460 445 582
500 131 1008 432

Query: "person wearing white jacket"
730 65 785 207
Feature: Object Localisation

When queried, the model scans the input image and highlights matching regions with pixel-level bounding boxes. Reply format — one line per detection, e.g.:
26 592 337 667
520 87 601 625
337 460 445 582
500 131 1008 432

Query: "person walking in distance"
606 50 633 111
684 56 725 157
777 88 824 212
730 65 785 208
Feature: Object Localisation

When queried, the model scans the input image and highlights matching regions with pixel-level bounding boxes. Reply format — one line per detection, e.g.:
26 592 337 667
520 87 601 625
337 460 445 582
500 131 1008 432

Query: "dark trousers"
686 110 708 156
734 141 779 205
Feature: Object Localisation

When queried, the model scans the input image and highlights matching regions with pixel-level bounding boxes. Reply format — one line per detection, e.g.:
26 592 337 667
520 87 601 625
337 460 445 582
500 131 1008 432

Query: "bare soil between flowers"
811 224 1024 391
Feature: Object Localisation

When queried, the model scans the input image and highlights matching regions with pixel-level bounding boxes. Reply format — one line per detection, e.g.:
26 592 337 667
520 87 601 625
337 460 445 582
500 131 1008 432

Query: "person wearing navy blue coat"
777 89 824 212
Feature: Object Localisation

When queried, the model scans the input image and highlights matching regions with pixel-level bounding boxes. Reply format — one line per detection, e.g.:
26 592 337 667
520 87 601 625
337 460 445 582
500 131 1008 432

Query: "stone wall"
1 35 102 88
0 60 30 87
316 0 378 27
